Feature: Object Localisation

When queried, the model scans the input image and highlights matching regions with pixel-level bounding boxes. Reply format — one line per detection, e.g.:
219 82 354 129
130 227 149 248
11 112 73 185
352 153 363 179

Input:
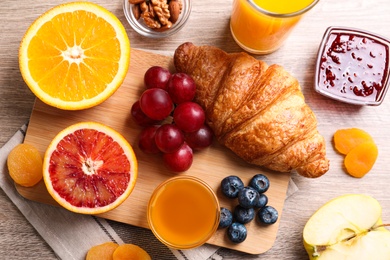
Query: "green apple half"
303 194 390 259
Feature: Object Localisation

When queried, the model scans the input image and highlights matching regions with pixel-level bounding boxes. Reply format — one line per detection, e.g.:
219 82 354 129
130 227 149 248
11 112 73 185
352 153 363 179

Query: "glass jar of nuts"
123 0 191 38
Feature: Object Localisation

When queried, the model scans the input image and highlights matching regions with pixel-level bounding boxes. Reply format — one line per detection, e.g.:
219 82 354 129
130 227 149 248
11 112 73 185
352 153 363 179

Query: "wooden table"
1 0 390 259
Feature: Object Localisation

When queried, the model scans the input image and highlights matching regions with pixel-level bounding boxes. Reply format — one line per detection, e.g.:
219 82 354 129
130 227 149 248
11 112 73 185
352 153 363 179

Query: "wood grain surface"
2 0 390 259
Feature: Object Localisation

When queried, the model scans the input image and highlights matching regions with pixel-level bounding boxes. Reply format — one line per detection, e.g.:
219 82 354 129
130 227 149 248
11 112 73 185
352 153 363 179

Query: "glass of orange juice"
147 176 220 249
230 0 319 54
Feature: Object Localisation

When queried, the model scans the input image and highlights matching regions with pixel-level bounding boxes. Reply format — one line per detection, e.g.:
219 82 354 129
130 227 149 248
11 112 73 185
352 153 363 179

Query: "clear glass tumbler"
230 0 319 54
147 175 220 249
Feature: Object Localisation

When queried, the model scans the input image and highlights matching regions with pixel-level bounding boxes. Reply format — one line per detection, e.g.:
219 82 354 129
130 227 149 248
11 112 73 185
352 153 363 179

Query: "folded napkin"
0 123 298 260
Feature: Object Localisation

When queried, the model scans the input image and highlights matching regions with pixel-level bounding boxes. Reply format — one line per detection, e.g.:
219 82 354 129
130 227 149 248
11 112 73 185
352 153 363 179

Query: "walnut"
131 0 183 31
151 0 170 26
140 1 161 29
148 2 155 17
139 2 148 13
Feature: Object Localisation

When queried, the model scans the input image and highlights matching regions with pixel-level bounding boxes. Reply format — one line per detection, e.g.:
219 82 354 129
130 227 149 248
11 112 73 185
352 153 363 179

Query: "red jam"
317 28 390 105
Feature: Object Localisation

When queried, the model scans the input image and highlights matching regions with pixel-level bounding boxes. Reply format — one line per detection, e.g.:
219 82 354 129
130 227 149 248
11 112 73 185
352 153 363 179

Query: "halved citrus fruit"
43 122 138 214
19 2 131 110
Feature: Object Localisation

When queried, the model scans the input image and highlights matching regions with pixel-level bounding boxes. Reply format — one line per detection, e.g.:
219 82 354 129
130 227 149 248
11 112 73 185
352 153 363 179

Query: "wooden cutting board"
17 48 291 255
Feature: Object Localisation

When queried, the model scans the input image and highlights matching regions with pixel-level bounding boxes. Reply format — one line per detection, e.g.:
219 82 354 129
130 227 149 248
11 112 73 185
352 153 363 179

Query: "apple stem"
372 223 390 230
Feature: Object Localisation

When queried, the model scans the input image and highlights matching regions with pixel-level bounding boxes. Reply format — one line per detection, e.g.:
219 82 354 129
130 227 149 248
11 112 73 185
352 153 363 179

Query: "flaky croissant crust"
174 42 329 178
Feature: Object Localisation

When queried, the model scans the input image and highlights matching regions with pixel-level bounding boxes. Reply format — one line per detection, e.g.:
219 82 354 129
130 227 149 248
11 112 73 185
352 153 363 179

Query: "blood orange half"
43 122 138 214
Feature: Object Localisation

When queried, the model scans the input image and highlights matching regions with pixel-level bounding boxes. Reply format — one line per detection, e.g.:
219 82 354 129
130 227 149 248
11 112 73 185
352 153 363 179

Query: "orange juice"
256 0 315 13
230 0 319 54
147 176 220 249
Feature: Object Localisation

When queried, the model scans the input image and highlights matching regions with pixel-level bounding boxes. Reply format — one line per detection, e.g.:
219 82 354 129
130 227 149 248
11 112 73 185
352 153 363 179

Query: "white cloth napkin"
0 124 298 260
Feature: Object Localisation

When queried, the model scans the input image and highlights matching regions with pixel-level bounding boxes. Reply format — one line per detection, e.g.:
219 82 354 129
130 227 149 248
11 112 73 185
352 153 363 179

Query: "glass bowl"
314 26 390 106
123 0 191 38
147 175 220 250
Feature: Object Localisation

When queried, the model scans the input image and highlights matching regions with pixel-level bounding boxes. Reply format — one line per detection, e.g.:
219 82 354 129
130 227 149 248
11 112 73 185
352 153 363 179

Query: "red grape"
173 102 205 133
154 124 185 153
185 124 214 150
131 100 161 126
139 88 173 120
138 125 160 154
144 66 171 90
136 66 211 173
163 142 193 172
167 73 196 104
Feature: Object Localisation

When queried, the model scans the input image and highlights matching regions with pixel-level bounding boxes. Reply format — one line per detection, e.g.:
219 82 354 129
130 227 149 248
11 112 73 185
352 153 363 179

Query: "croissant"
173 42 329 178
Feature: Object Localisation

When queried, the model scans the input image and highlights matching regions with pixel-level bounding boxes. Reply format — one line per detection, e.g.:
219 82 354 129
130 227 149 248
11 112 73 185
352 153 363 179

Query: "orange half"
19 2 131 110
43 122 138 214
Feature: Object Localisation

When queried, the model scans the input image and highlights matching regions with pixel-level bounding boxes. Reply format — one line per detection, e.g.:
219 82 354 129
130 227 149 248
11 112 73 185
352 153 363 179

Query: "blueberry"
237 186 260 209
221 175 244 198
254 193 268 209
227 222 247 243
219 207 233 229
249 174 270 194
233 205 255 224
257 205 278 225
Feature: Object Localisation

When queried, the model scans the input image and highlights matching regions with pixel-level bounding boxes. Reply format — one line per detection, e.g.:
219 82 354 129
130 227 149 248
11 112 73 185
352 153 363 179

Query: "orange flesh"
149 179 219 247
27 10 121 101
48 128 131 208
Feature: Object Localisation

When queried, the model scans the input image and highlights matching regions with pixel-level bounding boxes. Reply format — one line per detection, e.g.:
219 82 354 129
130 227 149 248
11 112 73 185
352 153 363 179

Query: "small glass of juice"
230 0 319 54
147 176 220 249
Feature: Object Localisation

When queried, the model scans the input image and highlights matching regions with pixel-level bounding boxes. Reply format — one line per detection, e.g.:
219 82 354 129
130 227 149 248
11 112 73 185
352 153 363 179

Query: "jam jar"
315 26 390 105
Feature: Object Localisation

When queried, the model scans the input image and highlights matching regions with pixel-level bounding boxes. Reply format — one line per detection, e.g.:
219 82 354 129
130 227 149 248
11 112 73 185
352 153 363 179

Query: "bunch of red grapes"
131 66 214 172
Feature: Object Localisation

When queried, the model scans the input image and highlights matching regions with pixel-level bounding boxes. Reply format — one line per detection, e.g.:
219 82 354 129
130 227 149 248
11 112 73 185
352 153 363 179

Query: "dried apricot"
112 244 151 260
344 142 378 178
333 128 374 155
86 242 119 260
7 143 43 187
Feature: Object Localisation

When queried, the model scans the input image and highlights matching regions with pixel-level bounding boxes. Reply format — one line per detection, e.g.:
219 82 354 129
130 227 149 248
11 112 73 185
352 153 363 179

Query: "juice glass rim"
247 0 320 18
147 175 220 250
